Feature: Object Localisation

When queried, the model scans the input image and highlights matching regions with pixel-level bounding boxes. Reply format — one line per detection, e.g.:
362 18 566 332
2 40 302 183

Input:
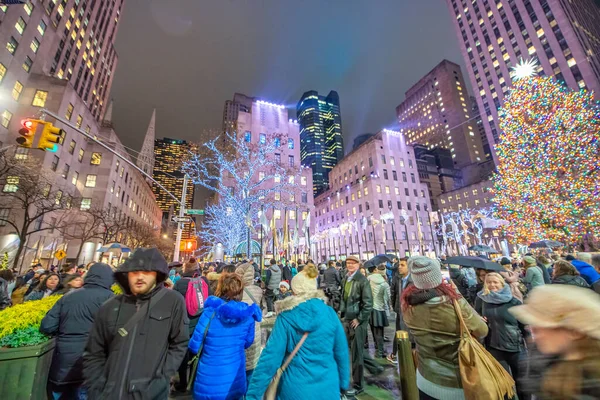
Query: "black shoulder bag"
187 311 216 392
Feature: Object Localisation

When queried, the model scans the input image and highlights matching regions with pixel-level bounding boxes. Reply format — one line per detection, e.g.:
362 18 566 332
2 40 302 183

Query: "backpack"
185 277 209 316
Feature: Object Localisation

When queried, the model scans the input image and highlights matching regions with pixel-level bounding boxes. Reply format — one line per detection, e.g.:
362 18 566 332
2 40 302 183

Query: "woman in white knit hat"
246 263 350 399
510 284 600 399
402 256 488 400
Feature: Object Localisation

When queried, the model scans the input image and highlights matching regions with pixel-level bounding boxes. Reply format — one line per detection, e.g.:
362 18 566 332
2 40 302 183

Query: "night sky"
109 0 464 157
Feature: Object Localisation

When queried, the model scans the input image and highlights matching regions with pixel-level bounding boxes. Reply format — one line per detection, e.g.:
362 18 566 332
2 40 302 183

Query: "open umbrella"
363 254 396 270
468 245 498 253
97 242 131 253
168 261 183 269
529 240 564 249
444 256 504 272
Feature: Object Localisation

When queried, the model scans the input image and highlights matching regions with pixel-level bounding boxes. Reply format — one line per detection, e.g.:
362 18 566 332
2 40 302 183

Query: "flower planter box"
0 339 55 400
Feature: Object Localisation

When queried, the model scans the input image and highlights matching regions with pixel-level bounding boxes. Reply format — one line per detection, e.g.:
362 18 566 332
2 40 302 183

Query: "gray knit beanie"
408 256 443 290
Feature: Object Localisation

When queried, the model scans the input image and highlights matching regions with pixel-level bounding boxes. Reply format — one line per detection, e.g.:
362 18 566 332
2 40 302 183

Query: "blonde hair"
482 272 506 295
303 263 319 279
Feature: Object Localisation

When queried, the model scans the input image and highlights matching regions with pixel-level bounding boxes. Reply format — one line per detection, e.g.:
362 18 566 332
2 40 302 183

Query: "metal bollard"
396 330 418 400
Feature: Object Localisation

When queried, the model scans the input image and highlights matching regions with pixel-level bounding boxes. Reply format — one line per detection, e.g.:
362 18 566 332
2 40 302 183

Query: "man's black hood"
114 247 168 295
84 263 114 289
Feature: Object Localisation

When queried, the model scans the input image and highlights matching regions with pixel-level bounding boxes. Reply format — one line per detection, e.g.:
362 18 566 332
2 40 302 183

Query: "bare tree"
0 158 72 269
59 207 108 263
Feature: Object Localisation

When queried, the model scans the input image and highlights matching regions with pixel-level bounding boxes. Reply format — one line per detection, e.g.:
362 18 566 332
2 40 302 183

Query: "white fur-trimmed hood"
275 290 327 314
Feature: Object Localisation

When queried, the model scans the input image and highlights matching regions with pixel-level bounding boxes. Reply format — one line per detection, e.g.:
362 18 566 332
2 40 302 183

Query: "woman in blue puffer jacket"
246 264 350 400
188 273 261 400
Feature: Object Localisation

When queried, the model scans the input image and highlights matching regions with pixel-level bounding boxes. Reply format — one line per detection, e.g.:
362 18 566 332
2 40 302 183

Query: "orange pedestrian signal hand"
38 122 66 152
16 119 41 148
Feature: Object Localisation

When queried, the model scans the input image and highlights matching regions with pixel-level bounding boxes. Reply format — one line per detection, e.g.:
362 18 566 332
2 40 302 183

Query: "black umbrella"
168 261 183 269
468 245 498 253
445 256 504 272
363 254 396 270
529 240 564 249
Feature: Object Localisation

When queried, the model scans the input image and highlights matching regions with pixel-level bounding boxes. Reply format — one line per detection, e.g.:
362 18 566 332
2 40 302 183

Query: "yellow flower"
0 295 62 340
111 284 123 295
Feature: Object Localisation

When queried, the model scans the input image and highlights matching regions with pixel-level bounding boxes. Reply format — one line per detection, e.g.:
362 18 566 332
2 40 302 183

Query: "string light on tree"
492 63 600 244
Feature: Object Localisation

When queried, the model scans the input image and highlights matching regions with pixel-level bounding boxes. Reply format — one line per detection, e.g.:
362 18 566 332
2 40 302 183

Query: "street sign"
55 250 67 260
172 216 192 223
185 209 204 215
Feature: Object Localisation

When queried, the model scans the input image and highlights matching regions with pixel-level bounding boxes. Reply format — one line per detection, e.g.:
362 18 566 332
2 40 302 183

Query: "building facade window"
15 17 26 35
6 36 18 54
0 64 5 83
12 81 23 101
50 155 59 171
244 131 251 142
32 90 48 107
1 110 12 128
85 174 97 187
80 198 91 210
65 103 74 120
76 115 83 128
72 171 78 185
22 56 32 72
3 176 18 192
38 20 47 36
78 148 84 162
288 138 294 149
61 164 69 179
90 152 102 165
30 37 40 53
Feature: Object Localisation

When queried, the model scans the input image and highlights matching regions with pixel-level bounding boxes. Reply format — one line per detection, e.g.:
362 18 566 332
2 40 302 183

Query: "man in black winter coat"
40 263 115 399
280 262 292 283
387 258 413 364
322 260 342 310
83 248 189 400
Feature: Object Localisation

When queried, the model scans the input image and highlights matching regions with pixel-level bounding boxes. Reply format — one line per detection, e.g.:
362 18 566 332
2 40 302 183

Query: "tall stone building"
297 90 344 195
445 0 600 160
396 60 485 168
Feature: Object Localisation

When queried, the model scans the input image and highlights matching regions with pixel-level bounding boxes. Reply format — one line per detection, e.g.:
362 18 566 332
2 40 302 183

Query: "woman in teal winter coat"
246 264 350 399
188 274 261 400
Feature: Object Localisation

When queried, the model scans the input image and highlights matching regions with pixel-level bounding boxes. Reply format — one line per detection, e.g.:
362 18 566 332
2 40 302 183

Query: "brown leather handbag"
264 332 309 400
452 300 516 400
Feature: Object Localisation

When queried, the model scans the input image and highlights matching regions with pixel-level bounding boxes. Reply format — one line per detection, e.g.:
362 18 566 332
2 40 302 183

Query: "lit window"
289 210 296 220
15 17 26 35
385 186 390 194
31 90 48 107
78 148 84 162
37 20 47 36
244 131 251 142
76 115 83 128
288 176 294 184
22 56 32 72
0 63 5 83
24 2 33 15
288 138 294 149
80 198 92 210
6 36 18 54
259 172 265 180
364 187 368 195
376 185 381 193
3 176 19 192
90 152 102 165
65 103 74 120
274 209 281 219
259 133 266 144
12 81 23 101
301 176 307 186
567 58 577 68
72 171 79 185
274 174 280 183
275 192 280 201
1 110 12 128
289 193 295 202
395 187 400 195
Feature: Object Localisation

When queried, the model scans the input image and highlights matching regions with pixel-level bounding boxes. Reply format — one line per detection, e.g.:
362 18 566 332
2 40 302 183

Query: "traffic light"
38 122 66 152
16 119 40 148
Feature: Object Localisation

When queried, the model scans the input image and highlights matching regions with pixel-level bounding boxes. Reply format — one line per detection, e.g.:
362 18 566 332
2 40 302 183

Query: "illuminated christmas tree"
492 59 600 243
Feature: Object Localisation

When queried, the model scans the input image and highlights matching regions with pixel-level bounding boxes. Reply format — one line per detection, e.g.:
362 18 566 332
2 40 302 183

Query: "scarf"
406 288 440 306
477 283 513 304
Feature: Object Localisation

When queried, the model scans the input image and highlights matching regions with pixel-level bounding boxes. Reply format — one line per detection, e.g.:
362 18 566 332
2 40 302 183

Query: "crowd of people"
0 248 599 399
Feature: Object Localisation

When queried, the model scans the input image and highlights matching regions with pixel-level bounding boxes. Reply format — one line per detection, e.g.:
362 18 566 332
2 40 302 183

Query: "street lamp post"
371 215 378 255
